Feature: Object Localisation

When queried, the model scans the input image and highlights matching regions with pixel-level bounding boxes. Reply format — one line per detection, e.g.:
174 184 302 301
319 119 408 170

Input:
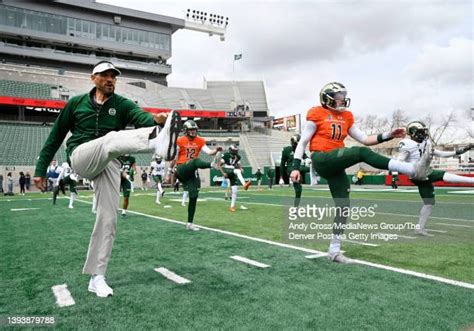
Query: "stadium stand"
0 122 67 166
0 80 60 100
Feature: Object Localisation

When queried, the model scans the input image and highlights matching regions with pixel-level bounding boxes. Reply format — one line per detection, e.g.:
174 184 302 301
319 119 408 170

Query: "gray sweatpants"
71 127 155 275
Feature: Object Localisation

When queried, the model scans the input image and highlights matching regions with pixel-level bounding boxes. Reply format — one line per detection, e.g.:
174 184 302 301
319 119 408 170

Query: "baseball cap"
92 61 121 76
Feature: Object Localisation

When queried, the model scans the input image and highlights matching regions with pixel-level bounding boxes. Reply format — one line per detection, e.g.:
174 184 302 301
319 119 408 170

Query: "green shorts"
410 169 445 204
176 164 201 197
152 175 162 183
63 176 77 194
223 168 238 186
121 177 132 198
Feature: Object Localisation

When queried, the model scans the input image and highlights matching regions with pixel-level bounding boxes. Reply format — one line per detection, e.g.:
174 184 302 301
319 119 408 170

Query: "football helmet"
407 121 429 143
320 82 351 111
229 144 239 155
155 155 162 163
290 134 301 149
183 120 198 138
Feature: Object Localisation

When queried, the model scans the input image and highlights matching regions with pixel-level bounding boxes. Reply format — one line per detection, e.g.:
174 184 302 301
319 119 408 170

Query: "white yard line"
426 229 448 233
434 223 473 228
51 284 75 307
343 239 379 247
154 267 191 284
74 199 474 290
10 208 40 211
230 256 270 268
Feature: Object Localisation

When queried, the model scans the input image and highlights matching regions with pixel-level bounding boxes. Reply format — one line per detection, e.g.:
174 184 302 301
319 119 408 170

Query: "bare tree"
390 109 408 129
358 114 389 134
461 108 474 138
429 110 457 145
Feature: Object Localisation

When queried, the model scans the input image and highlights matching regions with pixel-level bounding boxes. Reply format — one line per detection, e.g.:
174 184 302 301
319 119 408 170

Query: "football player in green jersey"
218 144 251 212
281 134 310 207
118 154 136 217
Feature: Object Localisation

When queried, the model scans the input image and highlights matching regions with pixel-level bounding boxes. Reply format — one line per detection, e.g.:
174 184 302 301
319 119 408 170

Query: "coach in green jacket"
34 61 181 298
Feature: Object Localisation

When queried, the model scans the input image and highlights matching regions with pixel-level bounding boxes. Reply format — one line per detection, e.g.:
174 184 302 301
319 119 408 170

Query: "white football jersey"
150 161 165 176
398 138 428 163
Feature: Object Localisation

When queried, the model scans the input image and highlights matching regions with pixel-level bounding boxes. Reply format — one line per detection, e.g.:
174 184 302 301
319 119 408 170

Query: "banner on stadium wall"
272 114 300 131
0 96 247 118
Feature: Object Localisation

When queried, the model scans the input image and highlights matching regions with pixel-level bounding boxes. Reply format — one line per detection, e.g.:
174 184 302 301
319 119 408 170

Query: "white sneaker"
413 141 432 180
151 110 182 161
88 275 113 297
181 203 186 207
240 205 248 210
68 205 74 209
328 252 352 264
186 223 200 231
155 200 161 204
414 229 434 236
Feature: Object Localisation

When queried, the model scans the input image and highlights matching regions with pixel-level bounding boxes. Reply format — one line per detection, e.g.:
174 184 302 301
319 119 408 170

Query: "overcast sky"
99 0 472 123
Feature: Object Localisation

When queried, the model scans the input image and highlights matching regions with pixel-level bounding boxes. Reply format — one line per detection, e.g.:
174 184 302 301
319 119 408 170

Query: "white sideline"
51 284 75 307
74 198 474 290
154 267 191 284
10 208 40 211
230 255 270 268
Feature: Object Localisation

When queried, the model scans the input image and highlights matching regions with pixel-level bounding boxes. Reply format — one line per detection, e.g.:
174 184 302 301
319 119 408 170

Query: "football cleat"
328 252 352 264
228 207 236 212
186 223 200 231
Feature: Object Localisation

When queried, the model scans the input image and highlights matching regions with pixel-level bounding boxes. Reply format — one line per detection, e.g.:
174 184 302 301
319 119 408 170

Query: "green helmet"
320 82 351 111
183 120 198 138
290 134 301 149
229 144 239 155
407 121 429 143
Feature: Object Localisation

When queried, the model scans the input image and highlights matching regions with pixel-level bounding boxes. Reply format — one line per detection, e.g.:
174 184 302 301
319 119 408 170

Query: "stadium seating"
0 122 67 165
0 80 61 100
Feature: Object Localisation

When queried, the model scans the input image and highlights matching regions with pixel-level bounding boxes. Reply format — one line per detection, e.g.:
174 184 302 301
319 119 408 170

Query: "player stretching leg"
167 120 222 230
398 121 473 235
291 82 432 264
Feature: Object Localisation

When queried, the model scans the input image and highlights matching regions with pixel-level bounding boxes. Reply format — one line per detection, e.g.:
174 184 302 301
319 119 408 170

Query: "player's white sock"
69 193 77 208
122 209 126 215
157 182 163 194
182 191 188 206
234 169 247 186
388 160 415 177
155 190 160 203
442 172 474 184
328 235 342 255
231 186 238 208
92 193 97 213
417 204 433 231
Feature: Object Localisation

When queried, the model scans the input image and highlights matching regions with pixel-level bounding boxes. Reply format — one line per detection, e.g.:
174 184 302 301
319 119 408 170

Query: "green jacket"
34 88 155 177
281 145 307 175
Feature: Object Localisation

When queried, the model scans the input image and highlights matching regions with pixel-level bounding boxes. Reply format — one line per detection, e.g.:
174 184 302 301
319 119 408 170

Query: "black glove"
456 144 473 155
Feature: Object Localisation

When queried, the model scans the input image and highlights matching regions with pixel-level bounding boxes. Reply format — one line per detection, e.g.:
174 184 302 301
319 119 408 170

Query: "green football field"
1 185 473 330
